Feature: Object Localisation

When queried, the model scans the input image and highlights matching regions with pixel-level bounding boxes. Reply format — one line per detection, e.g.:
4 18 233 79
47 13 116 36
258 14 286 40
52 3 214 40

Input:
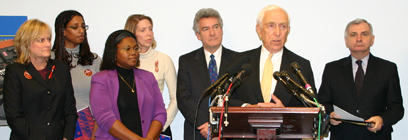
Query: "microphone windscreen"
240 64 252 76
280 70 289 77
225 56 251 75
273 71 281 80
290 62 300 72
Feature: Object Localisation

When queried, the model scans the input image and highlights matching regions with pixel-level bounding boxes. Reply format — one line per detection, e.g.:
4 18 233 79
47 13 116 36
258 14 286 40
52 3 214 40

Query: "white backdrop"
0 0 407 139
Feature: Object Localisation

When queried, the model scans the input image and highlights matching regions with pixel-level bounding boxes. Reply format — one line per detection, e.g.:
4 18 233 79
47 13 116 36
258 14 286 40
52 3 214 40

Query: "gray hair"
344 18 374 38
192 8 223 34
256 5 290 28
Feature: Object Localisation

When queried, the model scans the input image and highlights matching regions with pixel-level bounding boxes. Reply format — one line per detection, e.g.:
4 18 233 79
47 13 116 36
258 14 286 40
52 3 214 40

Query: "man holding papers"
318 18 404 140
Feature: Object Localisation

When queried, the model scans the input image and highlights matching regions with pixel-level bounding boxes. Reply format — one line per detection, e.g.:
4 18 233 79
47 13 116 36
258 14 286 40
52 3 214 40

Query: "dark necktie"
355 60 364 96
209 54 218 83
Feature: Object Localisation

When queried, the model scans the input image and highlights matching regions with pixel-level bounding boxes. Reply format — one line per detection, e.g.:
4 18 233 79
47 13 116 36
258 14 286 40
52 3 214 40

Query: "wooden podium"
211 107 319 140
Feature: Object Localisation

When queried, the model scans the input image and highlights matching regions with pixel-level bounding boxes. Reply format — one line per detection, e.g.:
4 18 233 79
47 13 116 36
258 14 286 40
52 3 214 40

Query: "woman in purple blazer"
89 30 166 140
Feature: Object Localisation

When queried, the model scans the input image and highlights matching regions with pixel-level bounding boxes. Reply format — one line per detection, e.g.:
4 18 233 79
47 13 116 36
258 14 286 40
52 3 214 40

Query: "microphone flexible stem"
300 94 318 106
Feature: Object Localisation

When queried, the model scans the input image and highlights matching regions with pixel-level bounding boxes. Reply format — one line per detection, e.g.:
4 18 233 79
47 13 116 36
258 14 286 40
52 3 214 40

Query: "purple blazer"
89 68 166 140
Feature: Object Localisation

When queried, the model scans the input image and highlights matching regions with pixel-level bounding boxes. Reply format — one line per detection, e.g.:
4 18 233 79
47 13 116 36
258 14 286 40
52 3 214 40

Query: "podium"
211 107 319 140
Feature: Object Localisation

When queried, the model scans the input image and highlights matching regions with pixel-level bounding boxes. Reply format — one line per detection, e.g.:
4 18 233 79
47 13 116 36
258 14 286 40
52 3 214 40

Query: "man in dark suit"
230 5 316 109
177 8 237 140
318 18 404 140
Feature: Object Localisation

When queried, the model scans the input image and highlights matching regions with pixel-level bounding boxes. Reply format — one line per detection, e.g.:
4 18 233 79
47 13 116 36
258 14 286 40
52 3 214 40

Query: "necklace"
117 73 135 93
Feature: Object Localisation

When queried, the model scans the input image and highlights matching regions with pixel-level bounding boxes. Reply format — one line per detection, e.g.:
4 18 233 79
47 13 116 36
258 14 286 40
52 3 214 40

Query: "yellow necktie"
261 53 273 103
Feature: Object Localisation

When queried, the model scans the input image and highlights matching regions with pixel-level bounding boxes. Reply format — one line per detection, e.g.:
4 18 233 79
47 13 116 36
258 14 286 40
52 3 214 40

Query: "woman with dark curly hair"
52 10 101 110
90 30 166 140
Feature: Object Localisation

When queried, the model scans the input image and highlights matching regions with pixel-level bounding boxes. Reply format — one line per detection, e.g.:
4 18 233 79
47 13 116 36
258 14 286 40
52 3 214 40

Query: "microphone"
273 72 302 100
273 71 310 107
279 71 315 100
202 56 251 98
223 64 252 97
229 64 252 87
290 62 315 97
195 56 250 140
223 64 252 127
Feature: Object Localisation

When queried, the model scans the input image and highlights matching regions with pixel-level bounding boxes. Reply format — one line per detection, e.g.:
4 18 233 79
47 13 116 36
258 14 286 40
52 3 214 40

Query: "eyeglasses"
67 25 89 30
117 47 141 53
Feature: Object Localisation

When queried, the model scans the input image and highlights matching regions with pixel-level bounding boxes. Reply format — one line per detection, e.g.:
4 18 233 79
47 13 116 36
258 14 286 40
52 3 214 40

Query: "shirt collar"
261 45 283 60
351 54 370 68
204 45 222 61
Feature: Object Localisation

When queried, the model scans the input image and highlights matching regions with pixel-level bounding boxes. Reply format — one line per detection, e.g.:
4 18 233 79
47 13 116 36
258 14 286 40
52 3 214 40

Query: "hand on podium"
245 94 285 107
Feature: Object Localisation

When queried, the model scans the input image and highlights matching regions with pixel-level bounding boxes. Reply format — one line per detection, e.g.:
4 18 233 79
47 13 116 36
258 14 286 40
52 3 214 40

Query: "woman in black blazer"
3 19 77 140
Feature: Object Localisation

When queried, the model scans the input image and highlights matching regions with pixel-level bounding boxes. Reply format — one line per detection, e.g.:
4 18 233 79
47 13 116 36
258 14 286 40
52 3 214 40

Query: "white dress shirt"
351 54 369 80
204 45 222 75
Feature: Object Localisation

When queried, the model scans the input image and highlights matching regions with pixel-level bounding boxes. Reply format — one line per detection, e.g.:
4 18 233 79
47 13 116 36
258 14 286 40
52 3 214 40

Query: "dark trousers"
161 126 172 140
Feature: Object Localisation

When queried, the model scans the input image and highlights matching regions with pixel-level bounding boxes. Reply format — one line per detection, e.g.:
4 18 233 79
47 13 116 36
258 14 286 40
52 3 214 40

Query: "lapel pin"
24 71 32 79
84 69 93 76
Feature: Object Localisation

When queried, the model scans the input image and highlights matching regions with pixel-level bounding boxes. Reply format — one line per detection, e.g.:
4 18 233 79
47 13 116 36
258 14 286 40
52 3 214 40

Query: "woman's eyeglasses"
67 25 89 30
117 47 141 53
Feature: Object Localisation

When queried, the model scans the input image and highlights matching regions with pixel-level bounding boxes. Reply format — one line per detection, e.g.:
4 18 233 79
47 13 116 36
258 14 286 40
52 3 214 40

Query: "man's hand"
258 94 285 107
366 116 383 133
330 112 342 126
197 122 209 138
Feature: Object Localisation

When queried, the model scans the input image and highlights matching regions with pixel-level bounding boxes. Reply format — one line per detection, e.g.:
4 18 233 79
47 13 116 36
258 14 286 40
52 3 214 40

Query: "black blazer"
230 46 316 107
318 54 404 140
177 46 237 140
4 60 77 140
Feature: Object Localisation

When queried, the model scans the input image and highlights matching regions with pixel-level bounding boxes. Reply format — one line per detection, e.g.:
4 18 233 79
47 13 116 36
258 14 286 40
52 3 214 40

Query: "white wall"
1 0 407 139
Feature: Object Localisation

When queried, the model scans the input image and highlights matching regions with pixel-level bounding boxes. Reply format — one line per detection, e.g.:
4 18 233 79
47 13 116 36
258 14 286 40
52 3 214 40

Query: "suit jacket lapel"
276 47 294 105
359 54 378 100
249 47 264 102
342 56 359 101
26 63 48 88
194 47 211 89
108 69 120 112
134 68 145 112
218 46 230 76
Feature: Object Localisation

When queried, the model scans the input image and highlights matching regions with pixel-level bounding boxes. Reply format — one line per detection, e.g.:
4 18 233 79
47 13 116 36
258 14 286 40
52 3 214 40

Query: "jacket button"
142 120 144 123
47 122 50 125
356 110 360 113
47 91 50 94
47 107 50 110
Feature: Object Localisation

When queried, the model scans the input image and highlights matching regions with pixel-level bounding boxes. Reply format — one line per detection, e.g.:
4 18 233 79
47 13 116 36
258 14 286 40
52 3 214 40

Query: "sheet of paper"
333 105 364 121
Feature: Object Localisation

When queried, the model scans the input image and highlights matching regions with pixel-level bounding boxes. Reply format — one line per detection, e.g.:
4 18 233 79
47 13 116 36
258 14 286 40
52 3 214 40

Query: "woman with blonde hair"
4 19 77 140
125 14 177 139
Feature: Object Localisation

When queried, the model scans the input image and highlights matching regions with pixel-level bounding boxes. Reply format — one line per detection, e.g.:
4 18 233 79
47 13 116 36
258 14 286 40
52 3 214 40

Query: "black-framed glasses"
67 25 89 30
117 47 141 53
